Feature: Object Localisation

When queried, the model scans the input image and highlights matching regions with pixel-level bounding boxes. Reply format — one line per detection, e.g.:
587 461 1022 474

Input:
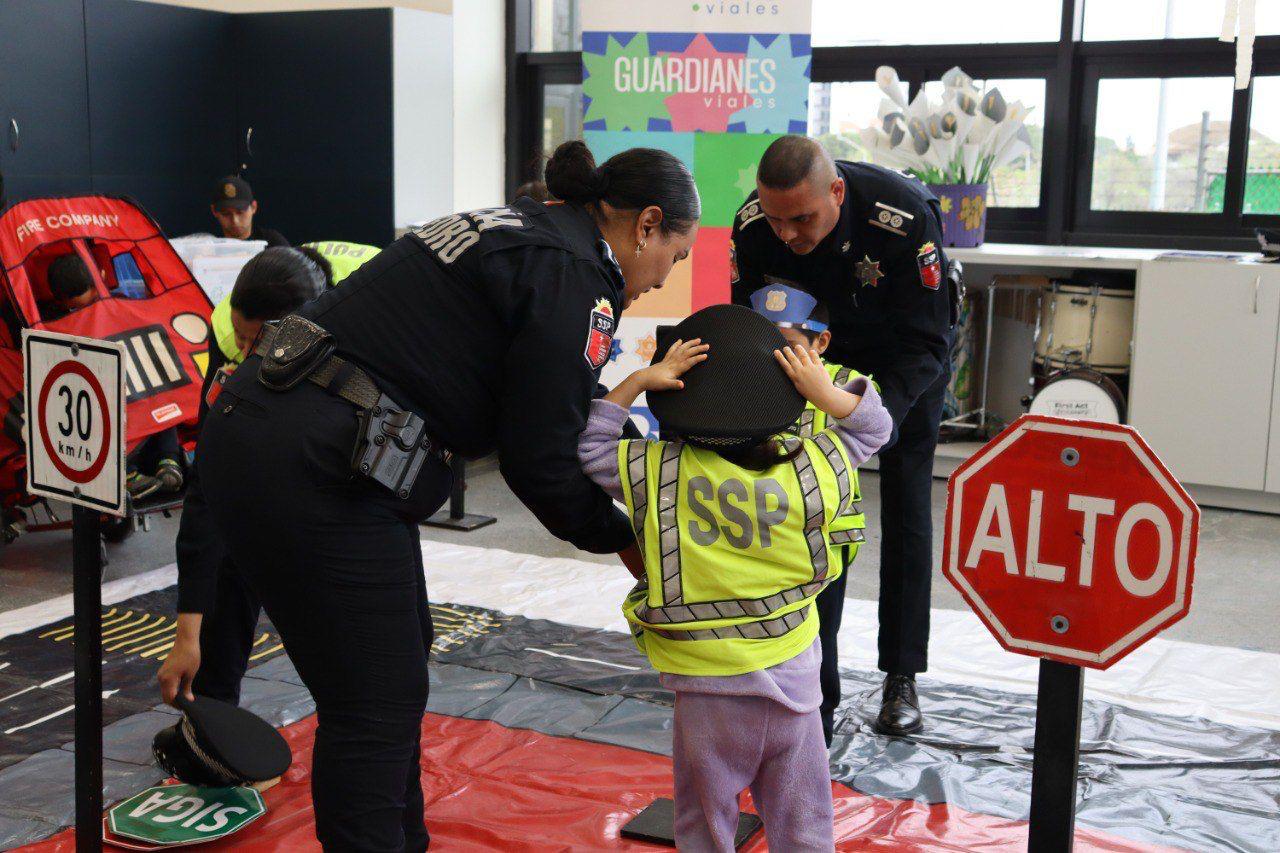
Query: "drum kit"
1027 281 1133 424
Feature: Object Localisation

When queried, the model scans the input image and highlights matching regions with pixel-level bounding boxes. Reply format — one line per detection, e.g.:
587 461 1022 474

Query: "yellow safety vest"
790 361 869 551
210 297 242 365
301 240 381 284
617 433 856 676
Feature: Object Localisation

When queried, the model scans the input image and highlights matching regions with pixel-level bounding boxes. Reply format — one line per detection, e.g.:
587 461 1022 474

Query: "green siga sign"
108 783 265 846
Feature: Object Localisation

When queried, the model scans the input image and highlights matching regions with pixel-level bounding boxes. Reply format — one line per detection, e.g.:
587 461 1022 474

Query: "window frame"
506 0 1280 250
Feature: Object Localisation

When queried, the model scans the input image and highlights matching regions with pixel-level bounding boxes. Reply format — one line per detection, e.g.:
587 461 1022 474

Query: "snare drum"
1028 367 1126 424
1035 282 1134 374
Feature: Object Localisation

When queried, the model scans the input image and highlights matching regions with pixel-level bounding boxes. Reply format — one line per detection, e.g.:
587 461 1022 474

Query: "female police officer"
196 141 700 851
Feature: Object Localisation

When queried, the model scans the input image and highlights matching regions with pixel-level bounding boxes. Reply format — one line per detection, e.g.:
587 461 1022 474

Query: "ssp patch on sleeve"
585 298 616 370
729 239 739 284
916 242 942 290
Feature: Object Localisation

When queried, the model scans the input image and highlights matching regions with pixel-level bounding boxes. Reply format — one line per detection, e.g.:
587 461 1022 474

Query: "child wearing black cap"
578 305 891 850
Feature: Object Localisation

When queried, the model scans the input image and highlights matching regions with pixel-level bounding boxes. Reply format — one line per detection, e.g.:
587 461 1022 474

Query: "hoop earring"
634 240 647 257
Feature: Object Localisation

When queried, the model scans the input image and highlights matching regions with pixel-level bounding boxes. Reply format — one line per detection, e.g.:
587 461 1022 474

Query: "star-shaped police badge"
856 255 883 287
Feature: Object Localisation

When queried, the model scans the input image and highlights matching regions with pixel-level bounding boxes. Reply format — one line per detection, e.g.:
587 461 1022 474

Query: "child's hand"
775 345 858 418
641 338 709 392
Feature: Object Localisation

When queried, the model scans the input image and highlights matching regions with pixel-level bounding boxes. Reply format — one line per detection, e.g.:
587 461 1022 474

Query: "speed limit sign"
22 329 127 515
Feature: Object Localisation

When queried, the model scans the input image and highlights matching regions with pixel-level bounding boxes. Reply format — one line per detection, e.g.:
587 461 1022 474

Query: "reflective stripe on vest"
621 439 851 626
646 607 809 641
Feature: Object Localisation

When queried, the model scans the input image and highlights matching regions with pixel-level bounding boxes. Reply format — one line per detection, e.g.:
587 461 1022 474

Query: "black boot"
874 673 922 736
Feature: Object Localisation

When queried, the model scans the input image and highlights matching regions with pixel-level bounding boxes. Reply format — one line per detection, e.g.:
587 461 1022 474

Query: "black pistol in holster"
947 259 965 328
256 314 446 500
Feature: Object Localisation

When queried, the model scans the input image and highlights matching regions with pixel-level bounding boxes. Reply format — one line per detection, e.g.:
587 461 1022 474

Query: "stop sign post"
943 414 1198 851
23 330 127 853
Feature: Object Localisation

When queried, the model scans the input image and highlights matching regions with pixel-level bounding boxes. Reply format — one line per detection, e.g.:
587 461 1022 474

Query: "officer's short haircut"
47 253 94 302
230 247 327 321
757 135 838 192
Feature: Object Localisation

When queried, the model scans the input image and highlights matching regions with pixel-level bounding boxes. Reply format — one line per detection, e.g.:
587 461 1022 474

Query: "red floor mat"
23 712 1179 852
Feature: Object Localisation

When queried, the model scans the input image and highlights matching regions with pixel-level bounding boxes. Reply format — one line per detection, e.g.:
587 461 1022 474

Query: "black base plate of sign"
620 797 762 849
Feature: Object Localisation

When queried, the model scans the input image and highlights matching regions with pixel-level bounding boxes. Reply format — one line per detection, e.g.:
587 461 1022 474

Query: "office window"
1246 76 1280 215
1090 77 1234 213
809 82 879 164
543 83 584 156
812 0 1060 46
922 78 1045 208
1083 0 1280 41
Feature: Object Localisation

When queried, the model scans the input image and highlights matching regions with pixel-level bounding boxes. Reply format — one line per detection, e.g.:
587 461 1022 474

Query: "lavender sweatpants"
672 690 835 852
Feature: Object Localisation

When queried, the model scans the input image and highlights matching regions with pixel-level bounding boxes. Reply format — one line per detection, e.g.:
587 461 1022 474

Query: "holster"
352 394 442 500
257 315 336 391
947 259 966 329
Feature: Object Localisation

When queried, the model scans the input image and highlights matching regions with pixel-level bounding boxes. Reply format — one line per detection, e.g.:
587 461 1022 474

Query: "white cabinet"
1129 261 1280 491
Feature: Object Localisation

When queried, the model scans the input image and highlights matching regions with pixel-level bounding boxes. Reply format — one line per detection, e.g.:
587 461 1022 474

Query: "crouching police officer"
197 140 700 851
731 136 960 739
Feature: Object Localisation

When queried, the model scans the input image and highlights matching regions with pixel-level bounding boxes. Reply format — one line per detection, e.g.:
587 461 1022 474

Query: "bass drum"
1028 367 1127 424
1035 282 1134 373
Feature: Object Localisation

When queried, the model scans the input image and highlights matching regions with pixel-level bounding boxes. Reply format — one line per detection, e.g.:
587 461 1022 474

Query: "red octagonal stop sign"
943 414 1199 670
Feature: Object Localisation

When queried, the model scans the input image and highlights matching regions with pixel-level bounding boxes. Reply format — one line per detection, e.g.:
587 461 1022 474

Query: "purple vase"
928 183 988 248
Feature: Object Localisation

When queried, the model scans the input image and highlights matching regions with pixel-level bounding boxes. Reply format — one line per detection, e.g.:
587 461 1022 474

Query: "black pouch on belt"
257 315 336 391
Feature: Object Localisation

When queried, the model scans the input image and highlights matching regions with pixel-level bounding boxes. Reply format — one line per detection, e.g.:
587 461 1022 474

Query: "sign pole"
72 504 104 853
1028 659 1084 852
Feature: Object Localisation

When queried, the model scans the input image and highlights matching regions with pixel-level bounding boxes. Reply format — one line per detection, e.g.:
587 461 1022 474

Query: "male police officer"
731 135 957 736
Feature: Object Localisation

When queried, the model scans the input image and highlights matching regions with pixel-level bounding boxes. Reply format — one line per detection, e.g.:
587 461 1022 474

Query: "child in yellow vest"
750 282 873 746
578 304 891 851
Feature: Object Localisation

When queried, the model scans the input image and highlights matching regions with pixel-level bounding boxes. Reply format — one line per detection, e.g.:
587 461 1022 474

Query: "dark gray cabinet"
0 0 92 202
0 1 395 245
85 0 236 237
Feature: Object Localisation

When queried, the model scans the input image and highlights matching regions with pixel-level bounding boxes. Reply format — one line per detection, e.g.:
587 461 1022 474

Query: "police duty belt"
254 320 381 410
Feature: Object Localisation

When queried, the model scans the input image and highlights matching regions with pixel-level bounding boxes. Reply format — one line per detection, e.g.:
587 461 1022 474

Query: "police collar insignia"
749 280 827 333
869 201 913 236
585 297 616 370
917 242 942 290
856 256 883 288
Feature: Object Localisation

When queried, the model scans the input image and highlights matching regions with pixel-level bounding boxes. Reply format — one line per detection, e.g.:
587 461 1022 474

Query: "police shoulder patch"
917 242 942 290
585 297 616 370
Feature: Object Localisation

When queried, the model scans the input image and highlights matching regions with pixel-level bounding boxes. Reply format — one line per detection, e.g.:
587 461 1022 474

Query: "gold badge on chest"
856 255 883 288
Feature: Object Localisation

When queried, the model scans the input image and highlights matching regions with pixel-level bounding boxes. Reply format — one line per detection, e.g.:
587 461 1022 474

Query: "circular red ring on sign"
37 359 112 485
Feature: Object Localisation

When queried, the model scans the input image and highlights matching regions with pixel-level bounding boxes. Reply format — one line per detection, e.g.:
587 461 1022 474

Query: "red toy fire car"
0 196 213 543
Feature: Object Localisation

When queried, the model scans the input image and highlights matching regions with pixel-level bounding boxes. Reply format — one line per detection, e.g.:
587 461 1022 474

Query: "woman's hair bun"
545 140 605 203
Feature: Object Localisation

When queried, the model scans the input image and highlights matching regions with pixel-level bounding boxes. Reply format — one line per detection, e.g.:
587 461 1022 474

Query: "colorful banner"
582 1 812 434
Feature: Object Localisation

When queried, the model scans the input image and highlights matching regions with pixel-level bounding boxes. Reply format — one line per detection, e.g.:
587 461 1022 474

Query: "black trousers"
190 558 261 706
876 372 947 676
198 360 451 852
816 546 853 746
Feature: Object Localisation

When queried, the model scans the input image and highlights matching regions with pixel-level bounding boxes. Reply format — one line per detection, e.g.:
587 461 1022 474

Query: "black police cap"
152 696 292 787
212 175 253 211
648 304 803 448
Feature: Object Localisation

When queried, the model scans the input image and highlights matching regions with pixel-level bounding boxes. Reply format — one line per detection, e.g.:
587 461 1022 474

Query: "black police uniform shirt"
295 197 632 554
730 161 952 432
249 225 289 247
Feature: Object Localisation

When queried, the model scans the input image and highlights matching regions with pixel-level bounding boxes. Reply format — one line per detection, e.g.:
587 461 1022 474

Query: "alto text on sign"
943 415 1199 670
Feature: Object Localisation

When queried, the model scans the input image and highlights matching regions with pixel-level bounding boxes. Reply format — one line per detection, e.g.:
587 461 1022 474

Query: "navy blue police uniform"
174 343 263 707
730 161 956 739
197 196 634 852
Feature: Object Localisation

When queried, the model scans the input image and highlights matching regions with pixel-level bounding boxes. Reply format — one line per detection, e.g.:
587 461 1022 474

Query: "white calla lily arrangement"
859 65 1034 186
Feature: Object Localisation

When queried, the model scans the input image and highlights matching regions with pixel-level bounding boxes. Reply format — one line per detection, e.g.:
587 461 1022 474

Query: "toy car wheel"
102 511 135 544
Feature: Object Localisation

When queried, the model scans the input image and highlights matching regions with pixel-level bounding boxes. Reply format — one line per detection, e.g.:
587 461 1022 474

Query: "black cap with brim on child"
648 304 804 450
